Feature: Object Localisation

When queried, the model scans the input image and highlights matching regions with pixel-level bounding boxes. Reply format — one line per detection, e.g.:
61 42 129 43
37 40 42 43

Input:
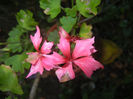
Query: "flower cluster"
26 26 103 82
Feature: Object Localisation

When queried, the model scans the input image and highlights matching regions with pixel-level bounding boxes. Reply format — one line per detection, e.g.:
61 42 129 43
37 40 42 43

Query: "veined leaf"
0 65 23 95
7 25 25 53
4 53 30 73
76 0 101 17
40 0 61 18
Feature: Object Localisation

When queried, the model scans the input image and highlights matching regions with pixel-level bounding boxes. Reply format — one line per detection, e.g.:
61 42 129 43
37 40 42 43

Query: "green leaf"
40 0 61 18
4 53 30 73
48 30 59 44
79 23 92 38
76 0 101 17
64 6 77 17
0 52 9 63
88 0 101 15
60 16 77 33
0 65 23 95
16 10 38 31
7 25 25 53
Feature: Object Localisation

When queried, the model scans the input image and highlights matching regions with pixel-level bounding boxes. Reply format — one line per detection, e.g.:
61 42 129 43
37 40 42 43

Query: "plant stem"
71 0 74 7
29 73 40 99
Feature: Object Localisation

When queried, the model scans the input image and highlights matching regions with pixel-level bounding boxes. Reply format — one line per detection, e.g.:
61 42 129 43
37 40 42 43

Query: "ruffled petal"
26 59 43 78
30 26 42 51
57 35 70 58
41 40 54 54
26 52 40 64
55 62 75 82
72 37 95 59
73 56 103 78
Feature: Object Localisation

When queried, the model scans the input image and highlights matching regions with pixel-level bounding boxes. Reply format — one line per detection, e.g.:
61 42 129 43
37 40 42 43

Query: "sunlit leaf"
16 10 38 31
0 65 23 95
60 16 77 33
40 0 61 18
79 23 92 38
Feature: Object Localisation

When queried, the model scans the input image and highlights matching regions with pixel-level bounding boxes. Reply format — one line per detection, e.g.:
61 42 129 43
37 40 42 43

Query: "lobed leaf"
64 6 77 17
40 0 61 18
60 16 77 33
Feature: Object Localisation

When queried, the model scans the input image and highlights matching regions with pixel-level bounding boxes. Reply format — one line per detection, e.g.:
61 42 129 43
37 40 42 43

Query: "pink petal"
41 40 54 54
72 37 95 59
59 27 70 39
73 56 103 78
30 26 42 51
41 56 57 71
43 52 66 65
26 59 43 78
57 35 70 58
26 52 40 64
55 62 75 82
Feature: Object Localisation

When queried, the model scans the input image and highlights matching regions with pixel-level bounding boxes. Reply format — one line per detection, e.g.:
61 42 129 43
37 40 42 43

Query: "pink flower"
26 26 55 78
54 27 104 82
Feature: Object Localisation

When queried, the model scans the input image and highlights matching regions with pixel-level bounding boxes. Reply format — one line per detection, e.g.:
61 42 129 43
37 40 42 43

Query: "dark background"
0 0 133 99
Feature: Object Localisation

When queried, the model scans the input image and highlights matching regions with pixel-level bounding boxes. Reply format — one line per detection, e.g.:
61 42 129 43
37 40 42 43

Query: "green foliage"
7 25 25 53
40 0 61 18
5 96 18 99
60 16 77 33
0 65 23 95
47 30 59 44
16 10 38 31
4 53 30 73
64 6 77 17
79 23 92 38
5 96 12 99
76 0 101 17
7 10 37 53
